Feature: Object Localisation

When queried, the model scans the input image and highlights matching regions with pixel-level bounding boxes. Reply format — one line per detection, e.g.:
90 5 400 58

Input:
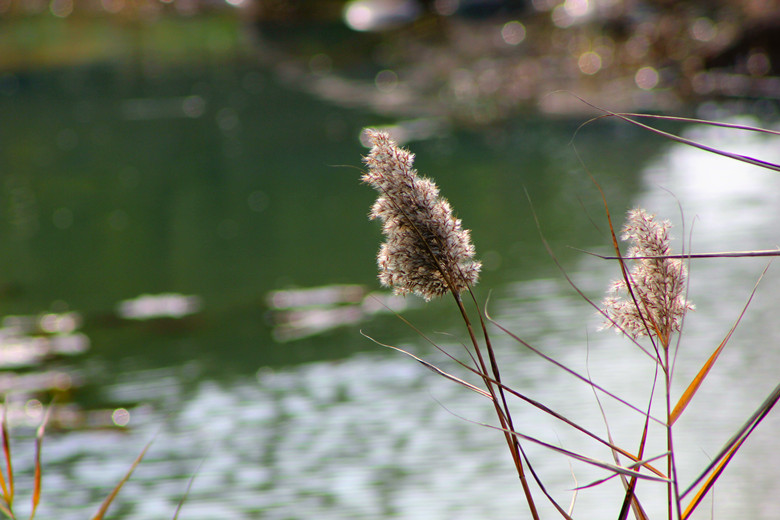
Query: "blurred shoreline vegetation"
245 0 780 122
1 0 778 121
0 5 246 72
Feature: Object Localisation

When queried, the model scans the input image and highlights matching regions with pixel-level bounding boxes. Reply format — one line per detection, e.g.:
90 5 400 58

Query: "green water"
4 47 778 519
0 57 651 378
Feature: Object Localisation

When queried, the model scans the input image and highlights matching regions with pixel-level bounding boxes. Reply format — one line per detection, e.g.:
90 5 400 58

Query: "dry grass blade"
502 382 666 478
30 404 54 520
681 382 780 518
681 437 745 520
367 294 662 474
513 432 670 484
468 415 671 483
587 351 650 520
0 405 13 513
609 113 780 137
513 443 574 520
362 289 539 517
671 265 769 425
618 371 660 520
575 452 669 490
611 114 780 172
576 248 780 260
360 331 493 399
448 296 540 520
172 455 208 520
361 295 483 379
486 316 665 426
90 437 155 520
572 99 780 172
368 325 668 479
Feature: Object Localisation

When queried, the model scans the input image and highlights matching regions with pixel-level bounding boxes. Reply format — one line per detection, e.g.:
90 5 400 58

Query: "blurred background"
0 0 779 518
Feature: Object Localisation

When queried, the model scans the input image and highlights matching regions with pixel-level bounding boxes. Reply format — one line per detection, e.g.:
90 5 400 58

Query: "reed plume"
361 129 481 300
602 208 694 342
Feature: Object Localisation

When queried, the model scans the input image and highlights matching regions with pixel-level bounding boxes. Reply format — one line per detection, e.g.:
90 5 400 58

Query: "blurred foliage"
0 13 244 71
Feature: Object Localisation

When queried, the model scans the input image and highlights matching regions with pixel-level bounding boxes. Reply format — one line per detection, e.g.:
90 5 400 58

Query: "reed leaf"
514 444 574 520
0 406 12 511
681 382 780 518
360 332 493 399
30 405 54 520
572 99 780 173
491 421 671 484
576 248 780 260
606 113 780 137
172 456 207 520
671 265 768 424
486 316 665 426
366 329 669 478
681 437 745 520
90 438 154 520
587 354 650 520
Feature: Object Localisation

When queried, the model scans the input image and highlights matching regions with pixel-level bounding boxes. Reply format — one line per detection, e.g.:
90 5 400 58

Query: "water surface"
1 57 778 519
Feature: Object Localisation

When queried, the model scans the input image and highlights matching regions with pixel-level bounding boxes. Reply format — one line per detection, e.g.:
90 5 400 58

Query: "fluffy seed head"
601 208 694 343
361 129 481 300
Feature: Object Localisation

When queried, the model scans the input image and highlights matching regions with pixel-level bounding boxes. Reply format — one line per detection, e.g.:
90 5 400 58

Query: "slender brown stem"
663 341 682 520
665 345 673 520
451 292 540 520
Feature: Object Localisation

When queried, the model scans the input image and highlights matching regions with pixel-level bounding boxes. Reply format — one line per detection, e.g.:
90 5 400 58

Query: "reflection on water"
268 285 411 342
1 312 87 368
1 56 778 518
117 293 203 320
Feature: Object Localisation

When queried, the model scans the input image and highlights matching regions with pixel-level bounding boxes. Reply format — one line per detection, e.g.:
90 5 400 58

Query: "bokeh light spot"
433 0 457 16
747 51 771 76
25 399 43 417
49 0 72 17
216 107 240 132
501 21 526 46
551 5 573 28
375 69 398 92
112 408 130 427
100 0 124 13
344 0 420 31
690 17 716 42
344 5 372 31
635 66 659 90
564 0 589 17
578 51 602 75
40 312 79 333
182 95 206 118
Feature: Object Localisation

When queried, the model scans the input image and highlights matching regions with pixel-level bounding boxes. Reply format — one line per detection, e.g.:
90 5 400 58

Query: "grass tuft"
358 111 779 519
